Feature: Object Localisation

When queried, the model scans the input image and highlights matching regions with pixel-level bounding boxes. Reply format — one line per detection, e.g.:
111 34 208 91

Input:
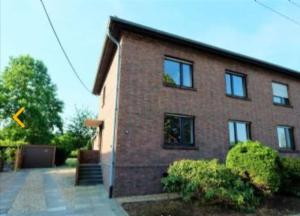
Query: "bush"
65 158 77 167
162 159 259 211
51 133 74 154
280 157 300 196
69 150 78 158
4 147 16 164
0 140 25 164
226 141 281 195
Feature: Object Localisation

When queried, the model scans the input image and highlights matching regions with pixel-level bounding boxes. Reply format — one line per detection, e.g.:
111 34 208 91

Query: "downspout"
106 27 121 198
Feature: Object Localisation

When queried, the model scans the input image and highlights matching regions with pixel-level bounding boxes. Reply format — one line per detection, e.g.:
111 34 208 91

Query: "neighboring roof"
93 16 300 95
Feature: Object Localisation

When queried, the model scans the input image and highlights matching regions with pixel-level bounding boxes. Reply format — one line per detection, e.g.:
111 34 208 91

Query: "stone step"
79 164 101 168
77 163 103 186
79 165 101 170
79 168 102 172
79 169 101 174
78 179 103 185
78 173 102 179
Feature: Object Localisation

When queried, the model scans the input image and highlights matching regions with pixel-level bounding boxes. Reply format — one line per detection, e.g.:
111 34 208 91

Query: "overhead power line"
254 0 300 27
288 0 300 9
39 0 91 93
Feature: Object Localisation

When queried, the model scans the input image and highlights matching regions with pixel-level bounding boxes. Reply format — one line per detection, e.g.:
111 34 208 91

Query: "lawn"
65 158 77 167
123 195 300 216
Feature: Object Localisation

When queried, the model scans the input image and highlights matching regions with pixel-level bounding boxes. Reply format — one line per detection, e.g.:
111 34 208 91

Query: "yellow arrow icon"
12 107 25 128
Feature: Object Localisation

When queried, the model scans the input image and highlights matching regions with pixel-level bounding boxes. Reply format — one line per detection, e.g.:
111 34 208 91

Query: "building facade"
93 17 300 197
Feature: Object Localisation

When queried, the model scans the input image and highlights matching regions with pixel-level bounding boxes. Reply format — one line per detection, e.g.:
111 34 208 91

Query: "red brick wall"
113 31 300 197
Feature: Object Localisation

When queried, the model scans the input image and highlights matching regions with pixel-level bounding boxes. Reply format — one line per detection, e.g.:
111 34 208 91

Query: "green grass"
65 158 78 167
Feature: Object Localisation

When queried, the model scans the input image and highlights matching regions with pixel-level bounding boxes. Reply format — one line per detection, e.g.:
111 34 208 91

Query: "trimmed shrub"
162 159 259 211
280 157 300 196
226 141 281 195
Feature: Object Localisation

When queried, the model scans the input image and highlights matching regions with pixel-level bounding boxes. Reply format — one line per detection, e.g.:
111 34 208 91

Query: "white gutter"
106 26 121 198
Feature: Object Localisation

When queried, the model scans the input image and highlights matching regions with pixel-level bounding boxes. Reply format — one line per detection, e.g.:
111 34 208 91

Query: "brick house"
92 17 300 197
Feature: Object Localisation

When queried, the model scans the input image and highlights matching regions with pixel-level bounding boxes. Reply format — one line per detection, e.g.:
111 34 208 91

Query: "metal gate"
21 145 56 168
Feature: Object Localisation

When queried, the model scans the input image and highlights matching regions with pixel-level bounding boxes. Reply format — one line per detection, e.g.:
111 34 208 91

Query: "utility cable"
288 0 300 9
40 0 92 93
254 0 300 27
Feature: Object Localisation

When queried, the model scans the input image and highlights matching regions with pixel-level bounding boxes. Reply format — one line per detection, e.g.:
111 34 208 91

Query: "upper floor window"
228 120 250 145
272 82 289 105
225 71 247 98
277 126 295 150
164 114 194 146
163 57 193 88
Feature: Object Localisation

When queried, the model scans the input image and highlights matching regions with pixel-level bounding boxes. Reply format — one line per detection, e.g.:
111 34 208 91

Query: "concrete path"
0 168 127 216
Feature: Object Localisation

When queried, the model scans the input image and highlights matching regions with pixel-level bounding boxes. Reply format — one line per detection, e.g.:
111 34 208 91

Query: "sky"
1 0 300 122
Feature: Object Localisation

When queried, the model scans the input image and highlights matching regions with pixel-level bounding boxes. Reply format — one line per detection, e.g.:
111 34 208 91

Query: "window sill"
279 149 299 153
226 94 251 101
163 83 197 91
162 144 199 150
273 103 293 108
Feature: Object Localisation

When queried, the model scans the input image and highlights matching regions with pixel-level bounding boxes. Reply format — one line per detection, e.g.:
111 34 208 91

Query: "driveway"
0 168 127 216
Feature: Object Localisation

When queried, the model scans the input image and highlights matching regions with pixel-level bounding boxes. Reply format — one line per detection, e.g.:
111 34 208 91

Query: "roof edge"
92 16 300 94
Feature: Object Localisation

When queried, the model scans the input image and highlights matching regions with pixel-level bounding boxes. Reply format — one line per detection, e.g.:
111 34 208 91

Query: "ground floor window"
277 126 295 150
164 114 194 146
228 120 250 145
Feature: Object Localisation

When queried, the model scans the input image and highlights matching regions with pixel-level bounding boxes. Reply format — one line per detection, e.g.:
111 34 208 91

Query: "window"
225 72 247 98
272 82 289 105
102 86 106 107
164 114 194 146
228 121 250 145
163 57 193 88
277 126 295 150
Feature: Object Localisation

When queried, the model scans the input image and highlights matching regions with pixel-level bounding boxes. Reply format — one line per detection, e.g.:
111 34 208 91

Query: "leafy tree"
67 107 96 150
51 132 74 165
0 55 63 144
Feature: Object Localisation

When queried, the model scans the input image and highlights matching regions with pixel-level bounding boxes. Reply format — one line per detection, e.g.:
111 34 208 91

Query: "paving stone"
0 208 8 214
0 168 126 216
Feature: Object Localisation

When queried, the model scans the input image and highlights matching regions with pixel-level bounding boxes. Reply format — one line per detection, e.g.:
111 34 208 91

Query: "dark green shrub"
162 159 259 211
280 157 300 197
226 141 281 195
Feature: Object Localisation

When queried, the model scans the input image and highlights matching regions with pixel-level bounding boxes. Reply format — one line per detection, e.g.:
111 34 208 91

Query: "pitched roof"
93 16 300 95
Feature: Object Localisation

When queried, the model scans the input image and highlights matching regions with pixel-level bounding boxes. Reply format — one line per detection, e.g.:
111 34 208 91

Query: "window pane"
232 75 245 97
182 64 192 87
273 96 282 104
285 128 292 149
272 83 288 98
236 122 248 142
277 127 287 148
225 74 232 95
164 115 180 144
228 122 235 145
164 60 180 85
182 117 193 144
